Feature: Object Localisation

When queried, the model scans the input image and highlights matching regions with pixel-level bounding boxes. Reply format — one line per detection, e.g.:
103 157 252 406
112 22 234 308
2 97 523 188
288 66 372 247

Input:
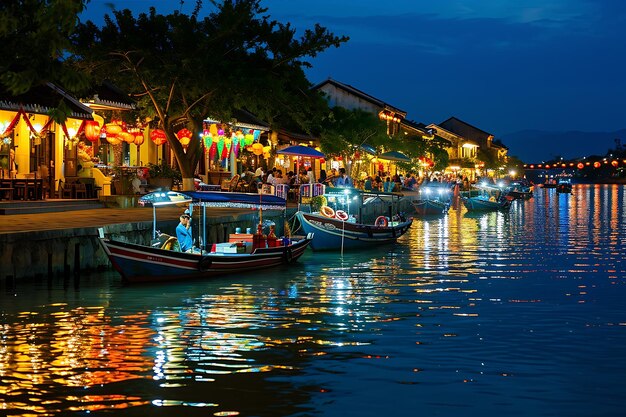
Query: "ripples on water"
1 184 626 416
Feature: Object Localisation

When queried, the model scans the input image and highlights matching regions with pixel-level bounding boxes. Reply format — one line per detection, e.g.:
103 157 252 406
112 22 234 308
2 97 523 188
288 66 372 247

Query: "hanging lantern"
217 137 225 159
119 131 135 144
134 133 145 146
106 135 121 145
150 129 167 146
253 129 261 141
612 160 619 167
84 120 101 143
593 161 601 168
251 142 264 156
263 145 271 159
354 151 361 159
320 158 326 164
244 133 254 146
105 123 123 136
176 128 193 148
577 163 584 169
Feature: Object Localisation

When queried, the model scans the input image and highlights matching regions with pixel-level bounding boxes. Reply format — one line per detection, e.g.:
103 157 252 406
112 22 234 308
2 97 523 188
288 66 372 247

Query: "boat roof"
184 191 286 210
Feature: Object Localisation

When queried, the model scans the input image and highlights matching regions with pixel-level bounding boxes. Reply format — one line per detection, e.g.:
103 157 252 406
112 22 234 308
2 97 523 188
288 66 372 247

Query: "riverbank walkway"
0 205 258 235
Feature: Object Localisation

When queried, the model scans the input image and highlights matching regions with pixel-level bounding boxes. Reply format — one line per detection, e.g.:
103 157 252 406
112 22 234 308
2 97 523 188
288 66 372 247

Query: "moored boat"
295 210 412 251
99 190 312 283
461 183 512 212
556 178 573 193
412 183 452 215
505 180 533 200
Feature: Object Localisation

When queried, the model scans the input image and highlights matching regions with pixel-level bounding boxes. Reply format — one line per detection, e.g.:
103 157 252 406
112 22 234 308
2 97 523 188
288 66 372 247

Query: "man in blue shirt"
335 167 352 187
176 213 193 252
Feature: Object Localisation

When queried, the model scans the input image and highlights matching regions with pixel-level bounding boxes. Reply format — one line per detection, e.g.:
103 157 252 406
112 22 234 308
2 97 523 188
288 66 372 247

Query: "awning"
379 150 411 162
184 191 286 210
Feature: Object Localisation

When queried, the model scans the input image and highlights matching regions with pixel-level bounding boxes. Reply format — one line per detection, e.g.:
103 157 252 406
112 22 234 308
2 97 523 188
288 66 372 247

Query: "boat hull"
461 196 511 212
99 236 311 283
412 199 450 215
296 211 412 251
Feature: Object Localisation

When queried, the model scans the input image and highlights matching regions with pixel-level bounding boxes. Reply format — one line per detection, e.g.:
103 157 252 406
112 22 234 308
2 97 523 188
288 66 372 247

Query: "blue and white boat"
461 183 512 212
295 210 412 251
412 183 452 215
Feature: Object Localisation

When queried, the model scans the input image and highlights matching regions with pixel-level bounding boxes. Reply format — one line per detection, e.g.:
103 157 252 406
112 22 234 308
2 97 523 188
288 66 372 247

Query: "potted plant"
147 161 181 190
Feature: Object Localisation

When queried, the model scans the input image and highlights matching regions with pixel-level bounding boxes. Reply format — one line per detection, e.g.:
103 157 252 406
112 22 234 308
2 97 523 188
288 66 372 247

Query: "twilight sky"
82 1 626 159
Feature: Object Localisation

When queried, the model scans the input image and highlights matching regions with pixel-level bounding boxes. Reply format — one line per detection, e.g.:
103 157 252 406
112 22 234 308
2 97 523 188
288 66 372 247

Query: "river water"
1 184 626 417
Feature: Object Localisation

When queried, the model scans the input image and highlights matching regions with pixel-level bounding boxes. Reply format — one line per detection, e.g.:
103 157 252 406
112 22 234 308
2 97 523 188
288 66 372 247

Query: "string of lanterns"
524 160 626 170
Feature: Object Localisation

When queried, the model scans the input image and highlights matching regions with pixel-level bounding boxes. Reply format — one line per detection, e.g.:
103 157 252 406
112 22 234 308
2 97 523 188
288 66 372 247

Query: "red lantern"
612 160 619 167
354 151 361 159
320 158 326 164
577 163 584 169
593 161 601 168
150 129 167 146
176 128 193 148
84 120 101 143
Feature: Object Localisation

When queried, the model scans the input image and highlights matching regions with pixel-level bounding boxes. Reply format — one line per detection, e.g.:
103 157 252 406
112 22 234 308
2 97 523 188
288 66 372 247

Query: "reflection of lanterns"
119 131 135 144
577 162 584 169
176 128 193 147
84 120 101 142
593 161 601 168
150 129 167 146
251 143 264 156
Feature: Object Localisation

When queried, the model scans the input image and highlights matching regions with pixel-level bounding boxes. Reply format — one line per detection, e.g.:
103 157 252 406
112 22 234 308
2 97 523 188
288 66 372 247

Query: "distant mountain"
499 129 626 163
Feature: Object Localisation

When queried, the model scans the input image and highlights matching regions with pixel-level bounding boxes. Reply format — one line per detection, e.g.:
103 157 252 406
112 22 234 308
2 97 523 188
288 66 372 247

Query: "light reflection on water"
1 184 626 416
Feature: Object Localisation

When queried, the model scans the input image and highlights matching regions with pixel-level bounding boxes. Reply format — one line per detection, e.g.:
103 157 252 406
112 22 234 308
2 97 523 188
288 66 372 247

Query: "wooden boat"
99 191 312 283
295 210 412 251
412 183 451 215
505 180 533 200
461 183 512 212
556 179 573 193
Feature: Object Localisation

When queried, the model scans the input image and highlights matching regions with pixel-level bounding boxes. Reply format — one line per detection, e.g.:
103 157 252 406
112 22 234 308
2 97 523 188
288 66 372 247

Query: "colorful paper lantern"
84 120 101 143
119 131 135 144
176 128 193 147
105 123 122 136
106 135 121 145
134 133 145 146
251 142 264 156
150 129 167 146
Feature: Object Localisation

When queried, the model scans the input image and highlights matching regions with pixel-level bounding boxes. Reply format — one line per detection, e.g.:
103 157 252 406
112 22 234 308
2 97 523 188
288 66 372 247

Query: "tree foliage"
71 0 348 187
319 107 389 157
0 0 89 121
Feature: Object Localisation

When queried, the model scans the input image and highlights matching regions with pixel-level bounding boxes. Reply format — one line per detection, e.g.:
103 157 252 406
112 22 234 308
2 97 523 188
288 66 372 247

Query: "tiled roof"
313 78 406 117
0 82 93 119
438 116 492 141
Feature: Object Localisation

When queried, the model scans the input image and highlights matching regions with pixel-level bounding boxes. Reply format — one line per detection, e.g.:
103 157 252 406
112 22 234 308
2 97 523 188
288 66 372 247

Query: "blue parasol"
276 145 325 158
379 150 411 162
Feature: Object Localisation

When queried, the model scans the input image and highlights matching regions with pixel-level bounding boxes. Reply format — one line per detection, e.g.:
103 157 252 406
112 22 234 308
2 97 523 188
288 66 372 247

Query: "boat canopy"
183 191 287 210
139 191 193 207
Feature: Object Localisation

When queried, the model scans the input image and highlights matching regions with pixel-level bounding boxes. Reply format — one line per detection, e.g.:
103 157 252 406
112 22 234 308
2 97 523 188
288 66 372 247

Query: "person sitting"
176 213 194 252
363 176 373 191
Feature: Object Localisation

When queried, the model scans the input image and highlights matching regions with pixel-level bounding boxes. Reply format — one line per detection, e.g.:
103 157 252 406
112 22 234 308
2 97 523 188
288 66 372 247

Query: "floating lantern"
150 129 167 146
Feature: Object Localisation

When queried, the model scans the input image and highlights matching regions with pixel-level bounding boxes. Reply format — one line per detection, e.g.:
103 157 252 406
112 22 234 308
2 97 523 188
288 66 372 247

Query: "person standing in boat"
176 213 193 252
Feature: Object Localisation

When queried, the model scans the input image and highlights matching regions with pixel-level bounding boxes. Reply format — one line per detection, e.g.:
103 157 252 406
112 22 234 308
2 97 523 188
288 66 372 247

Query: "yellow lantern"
106 135 121 145
119 131 135 144
252 142 264 156
105 123 122 136
134 134 145 146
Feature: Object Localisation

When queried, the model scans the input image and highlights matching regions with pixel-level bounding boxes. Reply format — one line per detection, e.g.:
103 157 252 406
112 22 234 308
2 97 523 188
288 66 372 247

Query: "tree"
0 0 89 121
71 0 348 189
319 107 389 176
